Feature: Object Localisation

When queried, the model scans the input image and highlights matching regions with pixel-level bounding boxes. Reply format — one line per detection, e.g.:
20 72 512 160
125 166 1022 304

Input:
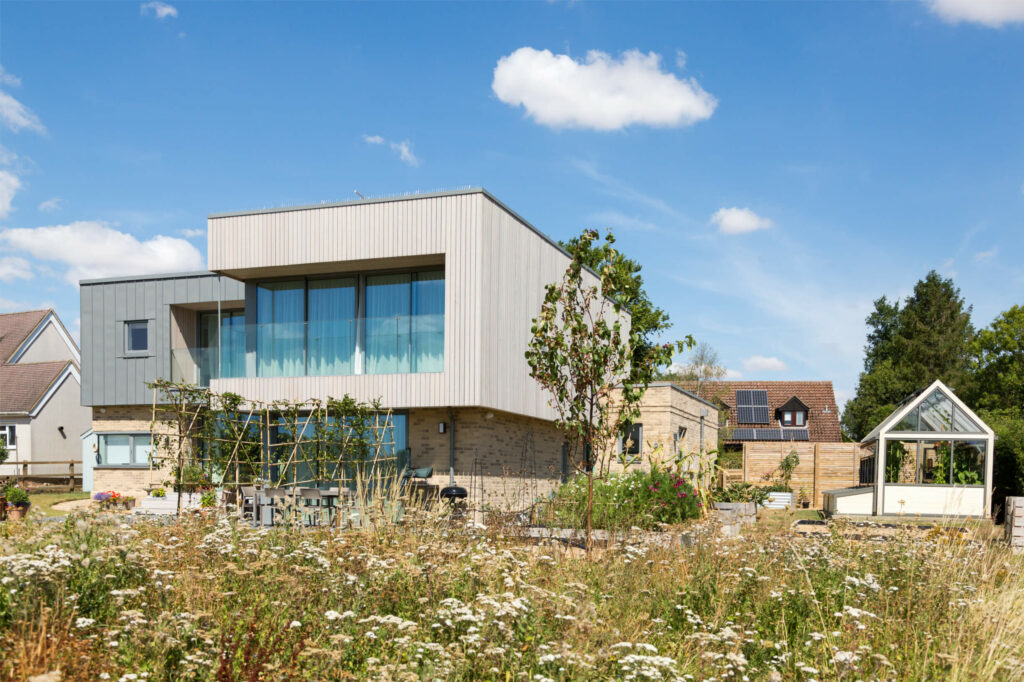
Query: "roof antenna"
354 190 365 199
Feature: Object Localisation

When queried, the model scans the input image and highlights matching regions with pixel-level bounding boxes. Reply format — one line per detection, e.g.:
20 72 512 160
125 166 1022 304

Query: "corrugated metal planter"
764 492 793 509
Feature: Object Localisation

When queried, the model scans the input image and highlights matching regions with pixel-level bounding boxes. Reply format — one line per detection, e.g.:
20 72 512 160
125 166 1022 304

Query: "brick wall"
409 407 564 511
608 384 720 474
91 406 175 497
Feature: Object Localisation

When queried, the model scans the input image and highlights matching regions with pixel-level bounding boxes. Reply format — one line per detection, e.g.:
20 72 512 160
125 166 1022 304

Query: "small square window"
782 411 793 426
795 411 806 426
126 321 148 353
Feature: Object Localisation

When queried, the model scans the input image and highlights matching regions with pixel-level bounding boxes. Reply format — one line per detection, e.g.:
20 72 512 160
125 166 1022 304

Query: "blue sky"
1 0 1022 406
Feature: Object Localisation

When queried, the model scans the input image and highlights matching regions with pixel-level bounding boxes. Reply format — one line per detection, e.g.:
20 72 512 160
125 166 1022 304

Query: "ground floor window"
97 433 152 466
0 424 16 453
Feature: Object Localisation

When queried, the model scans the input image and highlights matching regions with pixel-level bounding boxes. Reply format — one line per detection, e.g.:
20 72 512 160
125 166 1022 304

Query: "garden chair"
239 486 257 522
299 487 326 526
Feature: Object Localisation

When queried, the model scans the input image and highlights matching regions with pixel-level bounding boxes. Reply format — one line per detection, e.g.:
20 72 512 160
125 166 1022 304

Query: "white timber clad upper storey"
207 189 614 421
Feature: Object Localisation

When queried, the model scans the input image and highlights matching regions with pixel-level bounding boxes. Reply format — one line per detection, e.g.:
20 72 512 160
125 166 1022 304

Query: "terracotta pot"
8 505 28 521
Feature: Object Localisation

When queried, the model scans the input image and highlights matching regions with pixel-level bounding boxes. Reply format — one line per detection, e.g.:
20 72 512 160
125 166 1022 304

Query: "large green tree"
969 305 1024 413
842 271 974 440
561 230 673 383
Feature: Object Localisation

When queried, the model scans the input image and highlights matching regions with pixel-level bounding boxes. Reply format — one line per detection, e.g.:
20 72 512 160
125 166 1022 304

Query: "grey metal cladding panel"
80 285 93 405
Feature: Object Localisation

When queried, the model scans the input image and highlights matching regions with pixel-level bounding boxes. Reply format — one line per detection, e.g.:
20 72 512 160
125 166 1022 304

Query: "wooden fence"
733 443 868 508
1 460 80 491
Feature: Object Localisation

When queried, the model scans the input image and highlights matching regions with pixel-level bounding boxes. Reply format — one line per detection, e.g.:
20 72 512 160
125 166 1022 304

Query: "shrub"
2 484 29 507
151 487 166 498
711 482 768 506
200 489 218 508
546 467 700 530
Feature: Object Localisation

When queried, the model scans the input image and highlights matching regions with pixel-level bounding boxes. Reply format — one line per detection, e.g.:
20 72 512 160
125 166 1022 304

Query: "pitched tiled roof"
700 380 843 443
0 309 48 363
0 361 71 414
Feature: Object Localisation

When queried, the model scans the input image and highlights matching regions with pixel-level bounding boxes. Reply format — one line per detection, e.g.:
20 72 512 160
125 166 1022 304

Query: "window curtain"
412 270 444 372
100 435 132 465
257 282 304 377
365 274 411 374
221 312 245 379
308 278 357 376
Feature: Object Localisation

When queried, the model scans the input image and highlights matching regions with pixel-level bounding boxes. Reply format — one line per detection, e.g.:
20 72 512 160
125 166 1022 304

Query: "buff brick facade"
408 407 565 511
90 406 175 497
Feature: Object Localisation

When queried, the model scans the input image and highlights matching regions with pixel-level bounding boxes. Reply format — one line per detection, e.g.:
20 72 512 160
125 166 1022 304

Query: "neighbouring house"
611 383 719 472
824 379 994 518
79 189 620 506
0 309 90 481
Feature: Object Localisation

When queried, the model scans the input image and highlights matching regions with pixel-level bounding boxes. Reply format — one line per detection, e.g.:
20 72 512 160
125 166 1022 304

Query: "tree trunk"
586 470 594 553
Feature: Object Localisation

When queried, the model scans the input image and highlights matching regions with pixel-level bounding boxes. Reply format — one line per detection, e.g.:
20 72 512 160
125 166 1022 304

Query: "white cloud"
492 47 717 131
0 170 22 218
710 207 774 235
0 67 20 88
925 0 1024 27
363 134 420 167
724 368 744 380
140 1 178 19
38 197 62 212
181 228 205 238
590 210 660 233
0 89 45 135
972 248 998 262
0 145 16 166
0 221 203 285
742 355 789 372
390 140 420 167
0 256 32 282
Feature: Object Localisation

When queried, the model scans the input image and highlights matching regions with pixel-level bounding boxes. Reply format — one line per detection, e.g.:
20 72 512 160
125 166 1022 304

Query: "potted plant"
93 490 122 510
121 495 136 510
711 483 767 526
4 484 31 520
797 487 811 509
151 487 166 498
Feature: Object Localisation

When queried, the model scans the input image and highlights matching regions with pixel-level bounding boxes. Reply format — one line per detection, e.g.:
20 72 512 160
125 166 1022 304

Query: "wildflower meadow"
2 507 1023 681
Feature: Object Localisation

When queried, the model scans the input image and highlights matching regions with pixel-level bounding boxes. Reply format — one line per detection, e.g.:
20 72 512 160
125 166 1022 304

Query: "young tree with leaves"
527 229 691 547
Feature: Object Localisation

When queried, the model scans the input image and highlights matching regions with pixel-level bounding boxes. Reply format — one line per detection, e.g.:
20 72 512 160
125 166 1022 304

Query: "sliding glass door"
308 278 357 376
257 281 305 377
365 273 412 374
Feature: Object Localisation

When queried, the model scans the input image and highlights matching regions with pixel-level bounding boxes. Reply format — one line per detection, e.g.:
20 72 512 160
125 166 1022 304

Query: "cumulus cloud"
724 368 744 380
742 355 789 372
0 170 22 218
0 70 45 134
181 228 205 238
38 197 62 212
925 0 1024 27
0 221 203 285
492 47 717 131
0 256 32 282
362 134 420 167
140 1 178 19
710 207 774 235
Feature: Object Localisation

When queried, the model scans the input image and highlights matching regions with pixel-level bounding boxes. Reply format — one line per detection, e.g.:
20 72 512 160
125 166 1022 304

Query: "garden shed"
823 380 994 518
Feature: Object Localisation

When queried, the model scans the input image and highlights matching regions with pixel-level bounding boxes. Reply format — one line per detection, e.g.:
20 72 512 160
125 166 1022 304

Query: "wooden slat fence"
741 443 868 508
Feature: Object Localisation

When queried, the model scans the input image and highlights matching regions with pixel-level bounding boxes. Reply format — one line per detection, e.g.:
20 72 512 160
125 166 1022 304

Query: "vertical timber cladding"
742 442 866 508
207 189 590 422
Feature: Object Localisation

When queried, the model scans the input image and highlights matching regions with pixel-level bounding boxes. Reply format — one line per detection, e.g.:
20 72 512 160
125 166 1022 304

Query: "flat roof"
644 382 721 411
79 270 224 286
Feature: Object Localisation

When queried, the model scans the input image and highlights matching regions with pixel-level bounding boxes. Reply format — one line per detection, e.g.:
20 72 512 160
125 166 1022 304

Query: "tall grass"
1 506 1022 680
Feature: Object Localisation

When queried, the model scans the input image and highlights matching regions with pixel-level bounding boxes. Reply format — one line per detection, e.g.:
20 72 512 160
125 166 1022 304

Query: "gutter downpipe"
447 407 455 486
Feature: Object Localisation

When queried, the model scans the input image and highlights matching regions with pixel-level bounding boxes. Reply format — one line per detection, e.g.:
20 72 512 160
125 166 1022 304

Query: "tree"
527 229 690 547
842 271 974 440
560 230 672 388
970 305 1024 413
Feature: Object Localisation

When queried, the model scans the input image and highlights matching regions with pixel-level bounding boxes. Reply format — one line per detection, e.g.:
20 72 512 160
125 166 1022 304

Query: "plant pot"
122 499 136 510
801 501 810 509
713 501 757 525
8 504 29 521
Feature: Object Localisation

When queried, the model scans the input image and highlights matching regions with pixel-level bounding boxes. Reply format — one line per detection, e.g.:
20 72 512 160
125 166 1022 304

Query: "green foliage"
885 440 907 483
711 482 769 506
0 439 7 466
843 271 975 440
199 490 217 508
545 468 700 530
151 487 166 498
2 484 29 507
172 464 213 493
982 410 1024 515
970 305 1024 413
776 449 800 489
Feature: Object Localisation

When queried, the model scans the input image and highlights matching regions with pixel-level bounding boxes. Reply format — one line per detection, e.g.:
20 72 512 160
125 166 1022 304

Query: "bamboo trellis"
147 380 405 505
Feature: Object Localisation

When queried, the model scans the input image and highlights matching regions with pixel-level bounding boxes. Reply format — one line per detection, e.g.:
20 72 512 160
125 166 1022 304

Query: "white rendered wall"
881 485 985 517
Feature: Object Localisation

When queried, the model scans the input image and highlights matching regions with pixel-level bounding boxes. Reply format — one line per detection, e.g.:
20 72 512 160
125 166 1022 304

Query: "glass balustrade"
171 314 444 385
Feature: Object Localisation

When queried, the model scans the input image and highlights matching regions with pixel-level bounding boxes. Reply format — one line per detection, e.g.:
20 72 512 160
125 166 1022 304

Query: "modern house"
80 189 619 506
0 309 90 478
824 380 994 518
613 383 719 471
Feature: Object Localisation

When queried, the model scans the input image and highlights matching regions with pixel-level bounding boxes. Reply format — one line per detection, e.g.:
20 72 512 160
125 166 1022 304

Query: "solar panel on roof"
735 390 769 407
737 405 770 424
731 428 757 440
782 429 810 441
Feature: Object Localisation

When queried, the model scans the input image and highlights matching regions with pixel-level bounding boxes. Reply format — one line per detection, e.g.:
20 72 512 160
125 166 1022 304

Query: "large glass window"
308 278 357 376
257 281 305 377
97 433 151 466
412 270 444 372
199 311 245 384
365 273 412 374
890 389 983 434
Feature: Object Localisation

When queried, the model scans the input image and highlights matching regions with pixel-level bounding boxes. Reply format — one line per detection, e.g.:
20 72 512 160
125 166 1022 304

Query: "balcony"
171 314 444 386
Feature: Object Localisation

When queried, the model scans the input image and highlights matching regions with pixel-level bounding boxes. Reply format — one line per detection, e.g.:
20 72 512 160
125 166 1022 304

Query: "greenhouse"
824 380 994 518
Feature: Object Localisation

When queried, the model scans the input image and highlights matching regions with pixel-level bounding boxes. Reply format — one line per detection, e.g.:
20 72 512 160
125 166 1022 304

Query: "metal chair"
299 487 326 526
240 486 257 521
